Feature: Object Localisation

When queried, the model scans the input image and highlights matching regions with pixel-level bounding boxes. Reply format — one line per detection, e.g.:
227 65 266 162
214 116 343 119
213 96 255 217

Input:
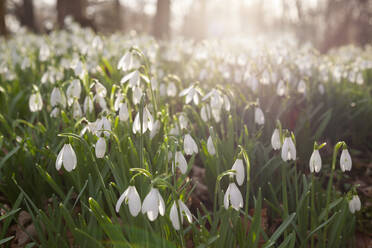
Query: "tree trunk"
20 0 36 32
153 0 170 39
114 0 123 31
0 0 6 36
57 0 94 29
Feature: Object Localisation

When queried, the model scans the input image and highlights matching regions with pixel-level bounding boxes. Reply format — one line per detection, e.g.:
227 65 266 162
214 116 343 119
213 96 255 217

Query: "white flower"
120 70 140 88
207 136 216 155
223 94 231 111
56 144 77 172
348 195 361 214
93 117 111 137
95 95 108 112
254 107 265 125
72 101 82 119
224 183 243 211
115 186 141 216
211 108 221 123
83 96 94 114
167 82 177 97
340 149 352 172
277 80 286 96
179 85 200 105
173 151 188 174
309 149 322 173
117 51 137 71
142 188 165 221
232 159 245 186
66 79 81 106
95 81 107 98
132 86 143 105
169 124 180 136
51 87 66 108
114 92 124 111
95 137 106 158
200 105 211 122
132 106 153 134
150 120 161 139
271 128 281 150
179 114 188 130
50 107 59 118
184 134 198 155
169 200 193 230
281 137 296 161
119 102 129 122
297 80 306 94
29 92 43 112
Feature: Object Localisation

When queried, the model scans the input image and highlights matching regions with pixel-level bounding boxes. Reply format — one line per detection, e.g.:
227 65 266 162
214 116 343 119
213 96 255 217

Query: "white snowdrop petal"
170 202 180 230
232 159 245 186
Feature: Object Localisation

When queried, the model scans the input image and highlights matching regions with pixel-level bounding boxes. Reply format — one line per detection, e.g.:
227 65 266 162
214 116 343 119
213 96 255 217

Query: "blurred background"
0 0 372 52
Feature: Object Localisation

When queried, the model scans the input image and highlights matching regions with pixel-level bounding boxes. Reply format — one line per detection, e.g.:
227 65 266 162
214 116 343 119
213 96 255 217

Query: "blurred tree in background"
0 0 372 51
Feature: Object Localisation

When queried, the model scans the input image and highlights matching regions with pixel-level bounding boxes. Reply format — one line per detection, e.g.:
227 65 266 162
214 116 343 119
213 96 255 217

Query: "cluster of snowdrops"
1 23 370 247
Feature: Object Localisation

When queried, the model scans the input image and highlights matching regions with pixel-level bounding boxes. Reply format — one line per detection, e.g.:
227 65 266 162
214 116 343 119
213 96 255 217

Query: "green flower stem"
323 141 344 247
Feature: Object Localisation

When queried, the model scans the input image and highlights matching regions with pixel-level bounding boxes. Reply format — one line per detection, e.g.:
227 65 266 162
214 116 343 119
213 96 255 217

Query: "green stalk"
322 141 343 247
282 162 289 239
311 174 315 248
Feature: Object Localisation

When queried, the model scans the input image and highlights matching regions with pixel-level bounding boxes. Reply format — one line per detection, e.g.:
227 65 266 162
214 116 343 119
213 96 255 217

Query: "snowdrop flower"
132 86 143 105
120 70 140 88
224 182 243 211
29 92 43 112
281 136 296 161
159 83 166 96
95 81 107 98
119 102 129 122
254 107 265 125
207 136 216 155
184 134 198 155
169 124 180 136
309 149 322 173
142 188 165 221
50 107 59 118
340 149 352 172
95 95 108 112
271 128 281 150
167 82 177 97
297 80 306 94
277 80 286 96
56 144 77 172
150 120 161 139
223 94 231 111
66 79 81 106
117 51 137 71
132 106 153 134
232 159 244 186
51 87 66 108
95 137 106 158
83 96 94 114
114 92 124 111
348 195 361 214
115 186 141 216
200 105 211 122
170 200 193 230
179 85 200 105
93 117 111 137
179 114 188 130
172 151 188 174
72 101 82 119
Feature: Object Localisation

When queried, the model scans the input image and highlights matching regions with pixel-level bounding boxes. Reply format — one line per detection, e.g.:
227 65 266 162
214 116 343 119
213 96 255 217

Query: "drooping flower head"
56 144 77 172
116 185 141 216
